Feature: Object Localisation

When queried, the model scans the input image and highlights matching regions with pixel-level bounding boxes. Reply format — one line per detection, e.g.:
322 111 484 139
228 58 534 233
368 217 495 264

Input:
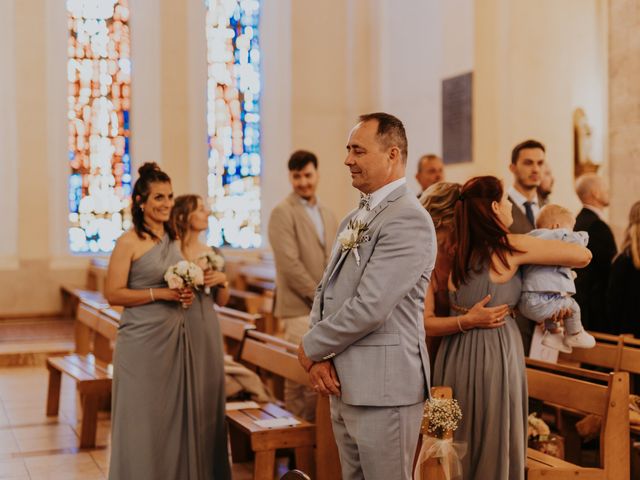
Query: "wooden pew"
216 305 259 359
46 299 119 448
526 358 630 479
228 330 341 480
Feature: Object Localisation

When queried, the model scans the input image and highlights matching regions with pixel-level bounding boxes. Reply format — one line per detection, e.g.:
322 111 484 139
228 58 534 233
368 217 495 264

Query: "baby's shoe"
542 331 572 353
564 329 596 349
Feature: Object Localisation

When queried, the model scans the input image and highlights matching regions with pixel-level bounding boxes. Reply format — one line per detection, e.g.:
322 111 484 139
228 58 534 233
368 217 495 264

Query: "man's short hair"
358 112 408 164
288 150 318 171
511 139 546 164
575 173 602 203
417 154 441 173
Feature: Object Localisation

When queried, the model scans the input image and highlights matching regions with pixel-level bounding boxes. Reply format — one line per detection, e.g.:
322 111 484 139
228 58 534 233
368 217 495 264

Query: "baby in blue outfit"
518 204 596 353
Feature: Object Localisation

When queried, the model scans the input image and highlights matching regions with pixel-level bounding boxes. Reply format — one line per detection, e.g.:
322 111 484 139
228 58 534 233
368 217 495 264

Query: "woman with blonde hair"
607 200 640 336
170 194 231 479
420 182 510 360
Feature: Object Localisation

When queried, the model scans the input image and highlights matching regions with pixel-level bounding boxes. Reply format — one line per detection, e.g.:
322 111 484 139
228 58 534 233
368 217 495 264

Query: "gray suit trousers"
330 397 423 480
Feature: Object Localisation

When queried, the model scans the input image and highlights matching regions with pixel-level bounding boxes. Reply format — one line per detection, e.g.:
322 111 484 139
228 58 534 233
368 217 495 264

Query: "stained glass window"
66 0 132 253
205 0 261 248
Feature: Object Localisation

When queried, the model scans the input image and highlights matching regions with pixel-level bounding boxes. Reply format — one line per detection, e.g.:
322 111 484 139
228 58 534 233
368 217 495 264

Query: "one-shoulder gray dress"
108 236 230 480
432 266 526 480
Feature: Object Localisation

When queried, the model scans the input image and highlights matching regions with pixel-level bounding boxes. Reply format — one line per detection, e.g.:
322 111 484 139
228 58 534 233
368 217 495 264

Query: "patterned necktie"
359 194 371 211
523 201 535 227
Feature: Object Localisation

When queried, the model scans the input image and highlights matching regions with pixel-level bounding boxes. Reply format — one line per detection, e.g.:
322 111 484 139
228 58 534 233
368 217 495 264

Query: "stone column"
609 0 640 240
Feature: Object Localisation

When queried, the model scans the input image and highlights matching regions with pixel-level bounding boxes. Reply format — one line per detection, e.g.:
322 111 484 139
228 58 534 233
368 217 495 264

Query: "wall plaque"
442 72 472 164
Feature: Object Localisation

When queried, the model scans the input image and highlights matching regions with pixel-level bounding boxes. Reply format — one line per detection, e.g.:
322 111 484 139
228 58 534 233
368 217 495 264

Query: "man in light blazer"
298 113 436 480
268 150 338 420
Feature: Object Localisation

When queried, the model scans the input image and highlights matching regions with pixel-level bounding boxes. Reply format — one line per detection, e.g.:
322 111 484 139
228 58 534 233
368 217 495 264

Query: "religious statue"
573 108 599 177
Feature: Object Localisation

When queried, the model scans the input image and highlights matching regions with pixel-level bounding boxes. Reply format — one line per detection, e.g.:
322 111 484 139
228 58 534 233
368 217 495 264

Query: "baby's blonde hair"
536 204 575 229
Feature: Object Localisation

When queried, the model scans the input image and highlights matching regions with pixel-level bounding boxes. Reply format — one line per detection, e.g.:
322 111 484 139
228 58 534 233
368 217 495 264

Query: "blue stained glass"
206 0 261 248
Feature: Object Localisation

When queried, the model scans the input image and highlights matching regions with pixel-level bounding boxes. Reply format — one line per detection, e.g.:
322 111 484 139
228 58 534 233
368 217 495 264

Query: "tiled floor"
0 366 289 479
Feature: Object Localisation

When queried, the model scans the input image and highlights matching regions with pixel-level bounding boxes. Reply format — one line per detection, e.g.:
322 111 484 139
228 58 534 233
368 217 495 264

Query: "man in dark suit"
574 173 617 333
507 139 546 352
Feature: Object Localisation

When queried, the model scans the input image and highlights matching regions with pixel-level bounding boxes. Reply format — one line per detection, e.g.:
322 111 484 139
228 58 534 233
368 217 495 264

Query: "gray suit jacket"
268 193 338 318
302 185 436 406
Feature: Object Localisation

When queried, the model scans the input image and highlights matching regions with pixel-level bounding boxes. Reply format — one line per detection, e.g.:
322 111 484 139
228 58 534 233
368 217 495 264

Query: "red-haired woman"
432 176 591 480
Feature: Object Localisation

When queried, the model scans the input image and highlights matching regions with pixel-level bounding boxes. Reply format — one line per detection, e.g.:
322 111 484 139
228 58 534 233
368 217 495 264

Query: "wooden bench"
559 333 640 437
526 359 630 479
46 298 119 449
229 330 341 480
216 305 259 359
46 353 112 448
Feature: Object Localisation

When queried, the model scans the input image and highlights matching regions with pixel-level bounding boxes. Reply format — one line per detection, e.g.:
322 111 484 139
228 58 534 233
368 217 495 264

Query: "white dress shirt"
508 185 540 219
355 177 407 222
298 196 325 245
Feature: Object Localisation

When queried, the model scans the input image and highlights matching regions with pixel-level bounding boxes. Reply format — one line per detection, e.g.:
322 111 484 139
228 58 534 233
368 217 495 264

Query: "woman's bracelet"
457 316 467 333
149 288 155 302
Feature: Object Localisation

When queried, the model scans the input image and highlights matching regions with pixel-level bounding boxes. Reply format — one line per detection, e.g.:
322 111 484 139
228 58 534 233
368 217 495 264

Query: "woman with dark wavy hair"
106 162 213 479
432 176 591 480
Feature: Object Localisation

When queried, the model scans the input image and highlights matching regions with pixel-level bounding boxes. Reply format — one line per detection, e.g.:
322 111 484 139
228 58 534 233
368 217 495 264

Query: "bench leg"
294 446 314 477
228 424 252 463
46 367 62 416
79 394 99 449
254 450 275 480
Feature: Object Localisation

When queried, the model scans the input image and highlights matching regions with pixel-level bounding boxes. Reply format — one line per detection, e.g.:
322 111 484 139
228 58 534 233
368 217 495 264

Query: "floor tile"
25 452 104 479
0 457 28 479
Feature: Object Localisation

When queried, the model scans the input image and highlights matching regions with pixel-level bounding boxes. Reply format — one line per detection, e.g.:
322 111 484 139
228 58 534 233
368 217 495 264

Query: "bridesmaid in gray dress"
432 176 591 480
172 194 231 480
106 163 221 479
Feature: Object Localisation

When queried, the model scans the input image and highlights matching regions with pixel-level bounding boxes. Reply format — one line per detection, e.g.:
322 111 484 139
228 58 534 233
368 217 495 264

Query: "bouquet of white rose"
196 251 225 294
164 261 204 307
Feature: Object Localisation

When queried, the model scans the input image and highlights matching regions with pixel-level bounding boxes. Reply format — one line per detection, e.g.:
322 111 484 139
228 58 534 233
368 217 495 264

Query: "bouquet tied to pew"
164 260 205 307
196 251 225 294
414 396 466 480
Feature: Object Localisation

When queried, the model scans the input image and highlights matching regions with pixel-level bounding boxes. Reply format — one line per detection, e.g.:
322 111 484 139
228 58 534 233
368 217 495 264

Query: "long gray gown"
432 265 527 480
109 236 230 480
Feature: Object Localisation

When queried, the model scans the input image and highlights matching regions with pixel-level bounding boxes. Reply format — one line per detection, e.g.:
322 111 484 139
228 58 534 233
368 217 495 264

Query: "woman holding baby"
428 176 591 480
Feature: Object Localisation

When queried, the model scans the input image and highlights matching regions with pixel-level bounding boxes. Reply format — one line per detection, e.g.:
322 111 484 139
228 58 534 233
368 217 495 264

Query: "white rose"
338 228 358 248
175 260 190 276
211 254 225 271
165 272 184 289
189 264 204 286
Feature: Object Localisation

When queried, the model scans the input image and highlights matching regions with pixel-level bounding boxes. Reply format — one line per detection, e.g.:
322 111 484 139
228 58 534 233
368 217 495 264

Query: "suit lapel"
324 185 408 287
288 193 325 250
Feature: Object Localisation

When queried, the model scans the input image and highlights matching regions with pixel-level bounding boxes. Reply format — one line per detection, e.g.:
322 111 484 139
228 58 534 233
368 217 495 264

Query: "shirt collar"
296 194 318 208
366 177 407 210
508 185 537 207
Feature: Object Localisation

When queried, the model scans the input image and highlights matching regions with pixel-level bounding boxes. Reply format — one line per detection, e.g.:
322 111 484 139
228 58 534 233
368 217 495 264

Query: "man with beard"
508 139 546 352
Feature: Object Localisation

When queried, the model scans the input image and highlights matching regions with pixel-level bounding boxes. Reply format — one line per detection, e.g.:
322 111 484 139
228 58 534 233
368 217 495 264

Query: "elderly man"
574 173 617 333
415 154 444 194
298 113 436 480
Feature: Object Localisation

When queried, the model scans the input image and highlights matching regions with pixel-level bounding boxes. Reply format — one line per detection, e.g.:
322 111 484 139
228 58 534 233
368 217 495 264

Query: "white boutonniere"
337 219 369 266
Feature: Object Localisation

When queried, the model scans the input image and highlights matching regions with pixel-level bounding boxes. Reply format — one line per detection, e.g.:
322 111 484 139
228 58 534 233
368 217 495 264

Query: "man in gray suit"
298 113 436 480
